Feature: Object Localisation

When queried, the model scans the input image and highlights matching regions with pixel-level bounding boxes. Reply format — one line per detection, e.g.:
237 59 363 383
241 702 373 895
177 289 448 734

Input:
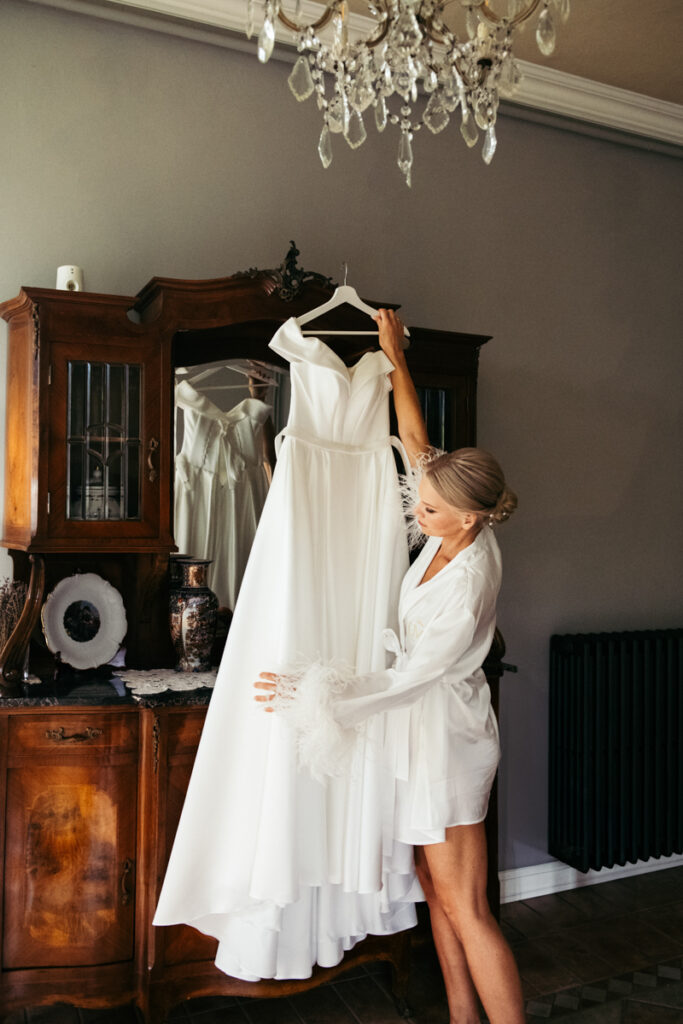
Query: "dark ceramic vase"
169 559 218 671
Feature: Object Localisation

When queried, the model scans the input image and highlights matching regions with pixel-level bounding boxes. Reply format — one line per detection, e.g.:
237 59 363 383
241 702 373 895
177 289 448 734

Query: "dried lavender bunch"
0 579 28 651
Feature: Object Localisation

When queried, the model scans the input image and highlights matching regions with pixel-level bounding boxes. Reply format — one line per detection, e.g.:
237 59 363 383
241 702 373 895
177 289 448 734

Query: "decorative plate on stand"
41 573 127 670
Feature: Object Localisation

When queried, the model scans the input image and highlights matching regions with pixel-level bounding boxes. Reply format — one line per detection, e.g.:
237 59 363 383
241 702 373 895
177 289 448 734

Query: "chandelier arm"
480 0 543 29
362 0 391 49
277 6 335 33
422 12 455 46
362 17 391 47
422 0 541 41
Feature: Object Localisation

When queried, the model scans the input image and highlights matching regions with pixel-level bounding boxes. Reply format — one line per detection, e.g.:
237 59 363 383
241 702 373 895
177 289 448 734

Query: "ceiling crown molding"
28 0 683 151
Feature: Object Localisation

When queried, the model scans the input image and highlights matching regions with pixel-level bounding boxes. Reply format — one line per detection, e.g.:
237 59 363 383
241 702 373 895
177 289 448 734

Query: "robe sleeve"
273 571 491 778
331 602 478 727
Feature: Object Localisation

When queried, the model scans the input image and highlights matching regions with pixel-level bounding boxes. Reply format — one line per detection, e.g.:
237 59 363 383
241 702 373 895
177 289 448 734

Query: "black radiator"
549 629 683 873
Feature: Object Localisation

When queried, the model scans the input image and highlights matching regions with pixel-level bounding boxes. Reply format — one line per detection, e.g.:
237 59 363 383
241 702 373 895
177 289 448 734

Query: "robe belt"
382 628 412 782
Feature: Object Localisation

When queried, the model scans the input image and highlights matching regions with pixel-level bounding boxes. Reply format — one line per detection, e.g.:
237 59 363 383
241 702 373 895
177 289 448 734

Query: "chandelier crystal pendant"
249 0 571 186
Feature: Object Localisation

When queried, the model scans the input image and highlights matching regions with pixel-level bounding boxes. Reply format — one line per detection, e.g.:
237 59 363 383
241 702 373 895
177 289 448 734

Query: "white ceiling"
499 0 683 106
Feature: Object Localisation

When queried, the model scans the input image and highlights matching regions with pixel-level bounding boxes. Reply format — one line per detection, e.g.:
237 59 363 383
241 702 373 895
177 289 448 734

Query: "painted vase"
169 558 218 672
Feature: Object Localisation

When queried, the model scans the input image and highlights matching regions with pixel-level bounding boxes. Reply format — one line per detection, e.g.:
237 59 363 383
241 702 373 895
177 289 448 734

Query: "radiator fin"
549 629 683 873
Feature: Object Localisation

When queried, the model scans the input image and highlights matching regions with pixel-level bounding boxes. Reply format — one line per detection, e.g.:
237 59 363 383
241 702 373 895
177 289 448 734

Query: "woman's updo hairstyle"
422 447 517 526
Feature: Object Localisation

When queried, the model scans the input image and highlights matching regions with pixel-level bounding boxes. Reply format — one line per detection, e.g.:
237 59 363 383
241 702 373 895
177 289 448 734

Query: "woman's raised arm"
375 308 430 465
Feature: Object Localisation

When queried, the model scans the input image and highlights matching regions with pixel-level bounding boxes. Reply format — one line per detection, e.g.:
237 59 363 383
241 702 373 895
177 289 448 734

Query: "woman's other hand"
254 671 294 711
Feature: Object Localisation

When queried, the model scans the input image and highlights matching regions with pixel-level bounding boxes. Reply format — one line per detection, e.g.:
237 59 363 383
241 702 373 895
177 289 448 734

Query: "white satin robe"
286 526 502 845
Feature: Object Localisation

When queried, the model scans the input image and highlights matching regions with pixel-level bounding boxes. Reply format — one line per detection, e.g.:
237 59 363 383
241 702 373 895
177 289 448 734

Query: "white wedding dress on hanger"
155 317 420 980
174 380 273 609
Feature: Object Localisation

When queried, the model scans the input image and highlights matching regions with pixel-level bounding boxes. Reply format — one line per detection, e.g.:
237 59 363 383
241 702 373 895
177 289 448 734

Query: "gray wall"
1 0 682 870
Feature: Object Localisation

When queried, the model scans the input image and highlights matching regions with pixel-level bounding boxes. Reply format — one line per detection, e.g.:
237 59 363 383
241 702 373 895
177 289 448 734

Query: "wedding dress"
174 380 272 609
155 318 420 980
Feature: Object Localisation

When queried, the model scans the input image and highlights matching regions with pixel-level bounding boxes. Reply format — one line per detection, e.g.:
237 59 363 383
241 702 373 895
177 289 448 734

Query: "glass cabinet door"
46 339 165 548
66 360 142 522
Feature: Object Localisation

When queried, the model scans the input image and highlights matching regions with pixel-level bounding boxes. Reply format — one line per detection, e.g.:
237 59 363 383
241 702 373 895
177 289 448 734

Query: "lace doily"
119 668 218 696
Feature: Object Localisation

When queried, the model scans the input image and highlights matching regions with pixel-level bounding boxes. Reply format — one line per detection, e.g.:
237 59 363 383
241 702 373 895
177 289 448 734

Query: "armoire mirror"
172 348 289 610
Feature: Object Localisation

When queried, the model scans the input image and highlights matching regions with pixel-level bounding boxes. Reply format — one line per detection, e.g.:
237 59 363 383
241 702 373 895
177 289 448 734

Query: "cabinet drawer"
8 714 138 756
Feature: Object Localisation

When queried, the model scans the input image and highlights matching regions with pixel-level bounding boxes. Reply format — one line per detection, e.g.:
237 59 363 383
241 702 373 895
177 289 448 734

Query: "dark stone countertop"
0 675 213 709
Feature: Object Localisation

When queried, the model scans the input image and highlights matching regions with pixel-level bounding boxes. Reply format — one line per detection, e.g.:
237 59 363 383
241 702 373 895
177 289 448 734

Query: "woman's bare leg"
414 845 480 1024
421 823 525 1024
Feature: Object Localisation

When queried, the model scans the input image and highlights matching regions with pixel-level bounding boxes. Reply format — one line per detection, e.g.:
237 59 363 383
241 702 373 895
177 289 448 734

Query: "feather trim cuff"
272 661 360 781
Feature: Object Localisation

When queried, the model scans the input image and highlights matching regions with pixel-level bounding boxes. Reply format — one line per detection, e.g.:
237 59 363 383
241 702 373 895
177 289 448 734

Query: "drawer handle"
147 437 159 483
121 857 134 906
44 726 104 743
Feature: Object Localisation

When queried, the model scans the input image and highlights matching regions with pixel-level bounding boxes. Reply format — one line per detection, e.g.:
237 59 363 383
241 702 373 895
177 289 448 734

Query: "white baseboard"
499 852 683 904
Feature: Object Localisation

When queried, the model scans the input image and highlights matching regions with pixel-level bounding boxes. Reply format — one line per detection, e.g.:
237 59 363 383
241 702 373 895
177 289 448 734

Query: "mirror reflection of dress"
155 319 420 981
174 380 273 609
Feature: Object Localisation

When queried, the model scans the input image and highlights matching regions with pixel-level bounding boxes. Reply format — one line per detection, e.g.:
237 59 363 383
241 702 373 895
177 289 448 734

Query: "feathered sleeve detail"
271 660 364 780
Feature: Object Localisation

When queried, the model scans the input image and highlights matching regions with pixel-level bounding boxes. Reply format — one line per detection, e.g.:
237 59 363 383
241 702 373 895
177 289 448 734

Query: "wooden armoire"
0 245 505 1022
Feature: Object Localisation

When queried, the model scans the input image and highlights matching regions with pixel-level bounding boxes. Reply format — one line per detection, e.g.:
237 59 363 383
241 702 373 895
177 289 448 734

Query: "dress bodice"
175 380 271 487
269 318 394 447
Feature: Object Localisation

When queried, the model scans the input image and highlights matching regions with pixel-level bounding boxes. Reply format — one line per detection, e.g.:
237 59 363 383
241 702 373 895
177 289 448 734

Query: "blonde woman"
256 308 524 1024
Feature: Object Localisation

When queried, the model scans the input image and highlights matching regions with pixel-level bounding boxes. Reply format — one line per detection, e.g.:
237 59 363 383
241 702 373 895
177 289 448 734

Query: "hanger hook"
342 260 348 287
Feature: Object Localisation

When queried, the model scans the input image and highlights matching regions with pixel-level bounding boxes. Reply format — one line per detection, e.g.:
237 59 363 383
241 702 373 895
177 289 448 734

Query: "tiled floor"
5 866 683 1024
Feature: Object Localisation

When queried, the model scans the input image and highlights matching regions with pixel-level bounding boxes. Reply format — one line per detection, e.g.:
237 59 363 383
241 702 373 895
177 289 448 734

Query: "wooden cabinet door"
154 708 217 966
44 338 165 550
3 713 138 969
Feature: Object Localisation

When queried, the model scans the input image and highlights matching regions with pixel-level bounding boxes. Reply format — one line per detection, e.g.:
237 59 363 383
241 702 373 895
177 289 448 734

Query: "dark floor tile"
524 994 554 1020
547 884 622 921
166 1005 188 1022
241 997 302 1023
520 978 542 1000
183 999 249 1023
500 919 527 947
594 868 683 917
637 903 683 945
561 914 681 973
513 940 582 994
520 892 590 931
500 901 551 940
552 988 582 1012
333 974 406 1023
553 1002 622 1023
622 1000 683 1023
78 1009 139 1023
582 877 648 915
628 868 683 906
361 958 392 977
627 979 683 1010
287 985 358 1024
514 929 614 992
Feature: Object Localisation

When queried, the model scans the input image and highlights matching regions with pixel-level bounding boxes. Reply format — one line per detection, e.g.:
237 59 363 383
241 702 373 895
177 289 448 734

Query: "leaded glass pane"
66 360 142 521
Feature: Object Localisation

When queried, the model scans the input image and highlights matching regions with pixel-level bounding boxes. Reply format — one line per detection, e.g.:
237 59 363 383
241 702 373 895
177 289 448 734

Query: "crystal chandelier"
248 0 571 185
